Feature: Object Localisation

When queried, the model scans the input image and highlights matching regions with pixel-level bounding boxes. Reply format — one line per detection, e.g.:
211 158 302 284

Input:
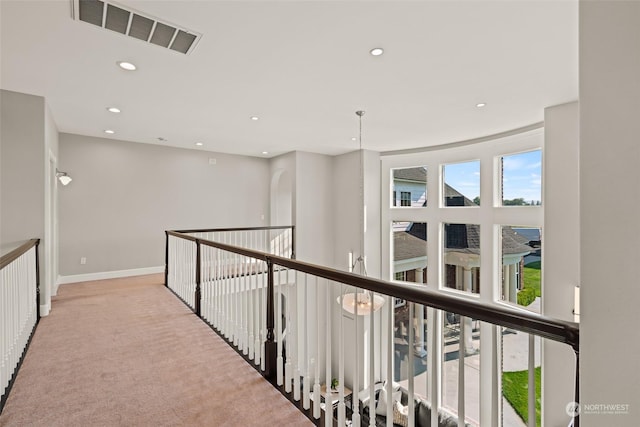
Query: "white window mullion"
382 128 544 427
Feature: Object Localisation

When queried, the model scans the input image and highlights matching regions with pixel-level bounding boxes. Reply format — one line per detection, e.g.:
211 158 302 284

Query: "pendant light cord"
355 110 367 277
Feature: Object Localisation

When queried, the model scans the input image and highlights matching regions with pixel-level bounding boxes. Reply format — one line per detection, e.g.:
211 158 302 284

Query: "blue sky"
444 150 542 203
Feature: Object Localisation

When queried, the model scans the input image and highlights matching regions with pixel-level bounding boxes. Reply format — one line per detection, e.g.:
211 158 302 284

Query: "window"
400 191 411 206
501 150 542 206
443 161 480 206
443 223 480 294
443 311 480 424
501 226 542 313
392 167 427 208
382 128 544 427
392 221 428 393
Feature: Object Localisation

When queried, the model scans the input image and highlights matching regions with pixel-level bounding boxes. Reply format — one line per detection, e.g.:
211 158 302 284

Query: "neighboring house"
392 167 427 207
392 176 536 365
392 169 537 303
391 167 480 208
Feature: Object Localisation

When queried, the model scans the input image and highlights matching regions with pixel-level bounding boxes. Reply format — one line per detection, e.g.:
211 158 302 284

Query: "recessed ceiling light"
476 103 487 108
107 107 121 113
117 61 137 71
351 137 357 141
195 142 203 146
104 129 115 134
250 116 259 121
262 151 269 155
157 137 167 142
370 48 384 56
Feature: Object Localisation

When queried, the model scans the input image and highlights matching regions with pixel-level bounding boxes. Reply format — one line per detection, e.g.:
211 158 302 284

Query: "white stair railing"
165 227 579 427
1 239 40 414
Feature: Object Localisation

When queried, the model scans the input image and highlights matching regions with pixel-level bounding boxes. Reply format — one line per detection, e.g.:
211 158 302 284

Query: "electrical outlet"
80 257 86 265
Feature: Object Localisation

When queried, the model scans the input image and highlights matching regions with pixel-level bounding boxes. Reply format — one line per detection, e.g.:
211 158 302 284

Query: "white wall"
270 152 296 227
294 152 334 386
331 149 382 392
268 151 336 385
580 2 640 425
0 89 53 313
543 101 580 426
1 90 45 253
295 151 334 265
43 102 59 310
58 133 270 278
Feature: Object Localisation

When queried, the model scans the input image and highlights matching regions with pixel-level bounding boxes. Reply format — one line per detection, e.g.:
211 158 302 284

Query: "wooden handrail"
173 225 295 234
0 239 40 270
167 227 579 424
167 230 579 351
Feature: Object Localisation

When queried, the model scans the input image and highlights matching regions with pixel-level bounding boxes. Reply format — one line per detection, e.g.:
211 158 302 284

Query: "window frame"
381 127 544 427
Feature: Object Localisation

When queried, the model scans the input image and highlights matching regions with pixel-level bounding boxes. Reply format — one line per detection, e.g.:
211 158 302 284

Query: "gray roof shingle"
394 224 533 261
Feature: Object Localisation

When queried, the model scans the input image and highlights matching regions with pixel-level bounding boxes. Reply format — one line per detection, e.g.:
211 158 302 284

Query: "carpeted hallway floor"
0 274 312 427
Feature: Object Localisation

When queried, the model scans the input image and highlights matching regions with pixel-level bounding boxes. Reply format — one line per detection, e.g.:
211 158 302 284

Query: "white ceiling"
0 0 578 157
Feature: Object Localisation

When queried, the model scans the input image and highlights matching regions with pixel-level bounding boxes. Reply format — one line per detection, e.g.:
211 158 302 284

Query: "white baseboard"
57 266 164 285
40 302 51 317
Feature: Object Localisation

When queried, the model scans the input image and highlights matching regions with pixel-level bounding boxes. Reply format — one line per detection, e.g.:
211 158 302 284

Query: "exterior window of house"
392 167 427 207
443 160 480 206
501 150 542 206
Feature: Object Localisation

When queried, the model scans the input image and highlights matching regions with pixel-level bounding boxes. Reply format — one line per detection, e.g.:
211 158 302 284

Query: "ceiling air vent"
72 0 201 55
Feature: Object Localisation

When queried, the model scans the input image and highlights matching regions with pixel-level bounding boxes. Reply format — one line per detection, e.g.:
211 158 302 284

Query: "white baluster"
528 334 536 427
292 273 301 401
243 232 249 355
313 276 321 420
259 257 265 370
337 283 345 426
352 288 362 427
408 303 415 427
233 234 239 347
459 314 466 426
302 273 310 409
248 231 255 361
367 291 373 427
285 276 293 393
325 279 332 427
277 268 284 386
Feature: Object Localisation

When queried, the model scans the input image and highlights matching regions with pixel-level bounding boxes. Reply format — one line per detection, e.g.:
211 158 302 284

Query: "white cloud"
527 161 542 170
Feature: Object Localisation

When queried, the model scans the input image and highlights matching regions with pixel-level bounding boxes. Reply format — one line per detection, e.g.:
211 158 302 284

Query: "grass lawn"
502 366 541 426
523 260 541 298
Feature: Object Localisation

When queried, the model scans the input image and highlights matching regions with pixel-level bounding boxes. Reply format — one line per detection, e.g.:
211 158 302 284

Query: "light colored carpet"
0 274 312 427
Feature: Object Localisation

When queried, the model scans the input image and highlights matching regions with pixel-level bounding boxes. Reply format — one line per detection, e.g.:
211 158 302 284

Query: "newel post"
573 348 580 427
164 231 169 288
264 258 277 378
35 239 41 321
195 239 202 318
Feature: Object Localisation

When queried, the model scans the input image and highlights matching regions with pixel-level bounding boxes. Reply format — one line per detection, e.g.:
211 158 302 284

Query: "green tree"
473 196 480 205
504 197 527 206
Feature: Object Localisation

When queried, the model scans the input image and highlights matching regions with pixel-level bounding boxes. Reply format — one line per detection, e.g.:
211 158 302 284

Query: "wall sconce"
56 169 72 186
